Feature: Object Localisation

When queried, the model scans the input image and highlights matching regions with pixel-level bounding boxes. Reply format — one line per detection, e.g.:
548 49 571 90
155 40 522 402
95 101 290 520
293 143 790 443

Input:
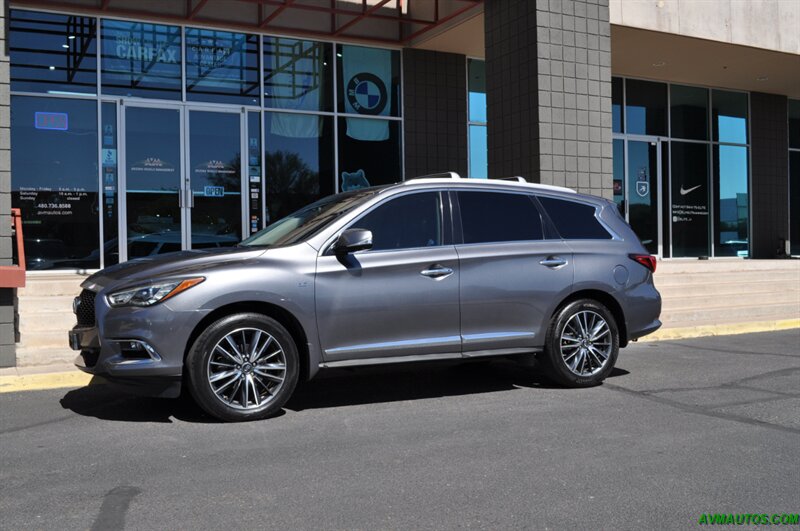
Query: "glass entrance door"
186 109 243 249
123 105 184 259
615 138 663 256
122 104 245 260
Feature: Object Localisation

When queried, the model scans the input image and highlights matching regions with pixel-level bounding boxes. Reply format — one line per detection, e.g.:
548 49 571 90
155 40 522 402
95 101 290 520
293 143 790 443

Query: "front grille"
76 289 96 327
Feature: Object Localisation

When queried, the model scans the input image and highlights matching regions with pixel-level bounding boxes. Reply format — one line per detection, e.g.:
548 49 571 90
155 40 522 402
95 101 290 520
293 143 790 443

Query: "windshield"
240 188 382 248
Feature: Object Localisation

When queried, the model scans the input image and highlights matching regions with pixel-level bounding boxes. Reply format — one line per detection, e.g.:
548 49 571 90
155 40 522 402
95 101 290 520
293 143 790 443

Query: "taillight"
629 254 657 273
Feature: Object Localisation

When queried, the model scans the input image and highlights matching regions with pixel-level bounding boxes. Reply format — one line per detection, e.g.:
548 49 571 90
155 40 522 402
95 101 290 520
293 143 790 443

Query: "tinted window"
185 28 259 105
670 84 708 141
458 191 543 244
625 79 667 136
354 193 441 251
10 9 98 95
538 197 611 240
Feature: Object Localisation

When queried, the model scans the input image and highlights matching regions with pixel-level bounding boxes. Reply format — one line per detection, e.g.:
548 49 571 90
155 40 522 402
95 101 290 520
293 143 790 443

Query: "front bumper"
69 291 211 398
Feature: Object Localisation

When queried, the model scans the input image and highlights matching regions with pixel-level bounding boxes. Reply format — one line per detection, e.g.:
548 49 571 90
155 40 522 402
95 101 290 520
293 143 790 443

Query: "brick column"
402 48 468 179
485 0 612 198
0 0 15 367
750 92 789 259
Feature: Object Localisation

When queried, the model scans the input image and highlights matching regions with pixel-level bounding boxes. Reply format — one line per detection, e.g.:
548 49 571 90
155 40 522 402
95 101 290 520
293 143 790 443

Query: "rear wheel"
186 313 299 422
542 299 619 387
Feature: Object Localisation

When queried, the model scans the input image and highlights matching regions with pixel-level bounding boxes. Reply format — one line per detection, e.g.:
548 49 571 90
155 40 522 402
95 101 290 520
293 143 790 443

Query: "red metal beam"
333 0 391 36
401 0 481 43
100 0 110 10
260 0 295 28
188 0 211 20
235 0 434 25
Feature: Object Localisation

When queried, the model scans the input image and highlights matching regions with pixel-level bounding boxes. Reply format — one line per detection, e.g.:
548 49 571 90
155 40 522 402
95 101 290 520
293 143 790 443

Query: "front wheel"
186 313 299 422
541 299 619 387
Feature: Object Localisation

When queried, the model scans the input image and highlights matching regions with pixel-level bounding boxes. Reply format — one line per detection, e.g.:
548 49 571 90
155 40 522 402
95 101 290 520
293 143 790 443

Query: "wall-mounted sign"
34 112 68 131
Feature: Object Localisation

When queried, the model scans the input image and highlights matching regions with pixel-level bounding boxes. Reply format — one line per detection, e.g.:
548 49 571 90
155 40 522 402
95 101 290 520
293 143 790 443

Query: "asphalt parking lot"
1 330 799 530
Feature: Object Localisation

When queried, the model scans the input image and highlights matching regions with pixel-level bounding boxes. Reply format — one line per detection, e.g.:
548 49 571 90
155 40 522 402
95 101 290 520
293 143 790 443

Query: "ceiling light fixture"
652 61 666 67
756 76 769 81
61 44 69 48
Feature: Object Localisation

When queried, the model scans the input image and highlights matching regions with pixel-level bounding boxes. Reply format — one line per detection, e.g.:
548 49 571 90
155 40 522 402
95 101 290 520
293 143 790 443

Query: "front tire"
542 299 619 387
186 313 299 422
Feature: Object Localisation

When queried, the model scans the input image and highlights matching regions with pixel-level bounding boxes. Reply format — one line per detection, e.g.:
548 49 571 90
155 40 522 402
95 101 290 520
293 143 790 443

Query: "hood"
82 247 267 291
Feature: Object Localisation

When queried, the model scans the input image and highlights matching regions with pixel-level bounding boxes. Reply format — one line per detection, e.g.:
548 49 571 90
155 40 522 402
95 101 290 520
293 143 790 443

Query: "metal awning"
10 0 485 45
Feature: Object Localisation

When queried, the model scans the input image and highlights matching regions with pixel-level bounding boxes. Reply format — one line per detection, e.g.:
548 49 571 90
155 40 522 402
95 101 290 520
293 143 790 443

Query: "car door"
315 190 461 362
454 190 575 355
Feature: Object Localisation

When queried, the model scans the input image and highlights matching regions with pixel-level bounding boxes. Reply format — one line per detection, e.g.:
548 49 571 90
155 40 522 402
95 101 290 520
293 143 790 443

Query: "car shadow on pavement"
59 361 630 422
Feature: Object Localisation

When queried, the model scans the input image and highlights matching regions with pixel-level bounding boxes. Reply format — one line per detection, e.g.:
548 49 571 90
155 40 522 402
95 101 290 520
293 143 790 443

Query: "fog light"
117 340 161 361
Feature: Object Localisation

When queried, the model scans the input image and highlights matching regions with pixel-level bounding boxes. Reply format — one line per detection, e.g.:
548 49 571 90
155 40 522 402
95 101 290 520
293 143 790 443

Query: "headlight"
107 277 205 307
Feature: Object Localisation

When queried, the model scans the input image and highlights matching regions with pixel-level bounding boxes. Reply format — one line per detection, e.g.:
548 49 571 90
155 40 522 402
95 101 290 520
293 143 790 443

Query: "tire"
541 299 619 388
186 313 299 422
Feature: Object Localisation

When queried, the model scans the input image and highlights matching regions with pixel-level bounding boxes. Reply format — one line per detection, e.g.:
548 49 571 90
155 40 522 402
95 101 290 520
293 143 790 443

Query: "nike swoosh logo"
680 184 702 196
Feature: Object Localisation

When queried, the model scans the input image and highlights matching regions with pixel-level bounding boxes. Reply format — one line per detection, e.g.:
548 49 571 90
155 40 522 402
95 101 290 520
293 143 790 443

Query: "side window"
537 196 612 240
457 191 544 244
353 192 441 251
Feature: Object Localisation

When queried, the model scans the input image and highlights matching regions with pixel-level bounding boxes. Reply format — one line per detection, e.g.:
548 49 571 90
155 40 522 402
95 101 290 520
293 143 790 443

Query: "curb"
0 321 798 393
639 319 800 342
0 371 95 394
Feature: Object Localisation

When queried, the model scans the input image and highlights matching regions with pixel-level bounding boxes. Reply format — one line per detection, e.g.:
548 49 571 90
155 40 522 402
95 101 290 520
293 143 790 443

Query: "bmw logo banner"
342 45 391 141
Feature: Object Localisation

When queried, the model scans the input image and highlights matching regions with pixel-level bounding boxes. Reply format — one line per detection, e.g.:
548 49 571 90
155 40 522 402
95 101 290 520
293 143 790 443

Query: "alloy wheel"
206 327 287 410
559 310 612 377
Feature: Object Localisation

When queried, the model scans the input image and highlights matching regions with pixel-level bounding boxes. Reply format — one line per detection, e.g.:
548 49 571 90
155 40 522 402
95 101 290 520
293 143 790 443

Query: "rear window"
458 191 544 244
537 196 612 240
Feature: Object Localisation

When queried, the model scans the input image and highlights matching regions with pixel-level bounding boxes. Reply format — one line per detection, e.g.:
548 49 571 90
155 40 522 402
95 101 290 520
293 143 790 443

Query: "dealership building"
0 0 798 367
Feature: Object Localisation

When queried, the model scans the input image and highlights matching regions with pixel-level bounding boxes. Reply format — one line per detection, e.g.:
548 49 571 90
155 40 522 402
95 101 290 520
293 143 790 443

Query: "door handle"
539 256 567 268
420 265 454 279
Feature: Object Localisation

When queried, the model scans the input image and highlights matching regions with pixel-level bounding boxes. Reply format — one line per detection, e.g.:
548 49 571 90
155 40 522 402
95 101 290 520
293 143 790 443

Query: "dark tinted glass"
11 96 99 270
670 141 710 257
538 196 611 240
337 44 401 117
670 84 708 140
612 139 624 213
264 37 332 112
337 118 402 188
468 59 486 123
10 10 98 95
101 102 118 266
101 20 182 100
354 193 441 251
788 99 800 149
265 112 334 223
791 152 800 256
625 79 667 136
458 192 543 244
185 28 259 105
612 77 623 133
247 111 263 235
712 90 748 144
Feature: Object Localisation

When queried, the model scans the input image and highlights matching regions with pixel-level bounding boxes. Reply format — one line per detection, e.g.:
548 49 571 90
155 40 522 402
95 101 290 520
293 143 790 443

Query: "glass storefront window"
469 125 488 179
10 10 97 95
264 37 332 112
612 139 624 213
612 77 623 134
670 84 708 141
791 152 800 256
671 141 711 257
11 96 99 270
185 28 259 105
712 90 748 144
714 145 749 257
101 20 182 100
788 99 800 149
468 59 486 123
337 44 401 118
625 79 667 136
247 112 263 235
264 112 334 223
101 102 119 266
627 140 659 254
338 117 401 189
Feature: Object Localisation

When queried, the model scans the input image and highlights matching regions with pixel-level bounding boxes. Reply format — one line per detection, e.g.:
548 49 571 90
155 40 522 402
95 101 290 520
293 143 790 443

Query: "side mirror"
333 228 373 255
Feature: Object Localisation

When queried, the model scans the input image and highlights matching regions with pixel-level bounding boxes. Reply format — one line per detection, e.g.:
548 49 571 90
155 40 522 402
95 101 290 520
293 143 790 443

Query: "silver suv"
70 175 661 421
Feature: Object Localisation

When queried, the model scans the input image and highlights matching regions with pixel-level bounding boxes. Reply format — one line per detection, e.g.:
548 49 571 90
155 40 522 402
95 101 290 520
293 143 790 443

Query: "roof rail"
496 176 527 183
410 171 462 180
